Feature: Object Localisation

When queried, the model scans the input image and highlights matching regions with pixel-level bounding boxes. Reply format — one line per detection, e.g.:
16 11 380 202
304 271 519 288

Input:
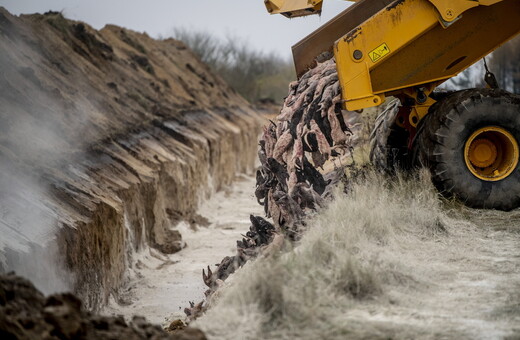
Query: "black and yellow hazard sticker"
369 43 390 63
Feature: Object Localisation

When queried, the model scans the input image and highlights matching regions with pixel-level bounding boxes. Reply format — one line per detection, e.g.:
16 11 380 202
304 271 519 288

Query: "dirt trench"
0 8 262 312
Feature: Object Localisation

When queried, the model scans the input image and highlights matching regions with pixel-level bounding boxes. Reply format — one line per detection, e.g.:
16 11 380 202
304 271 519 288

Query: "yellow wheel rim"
464 126 519 181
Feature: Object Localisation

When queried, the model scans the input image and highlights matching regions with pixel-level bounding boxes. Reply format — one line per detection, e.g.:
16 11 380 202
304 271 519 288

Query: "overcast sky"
0 0 352 58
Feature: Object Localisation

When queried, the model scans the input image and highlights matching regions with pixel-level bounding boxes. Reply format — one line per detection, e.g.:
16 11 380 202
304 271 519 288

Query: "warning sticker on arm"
369 43 390 63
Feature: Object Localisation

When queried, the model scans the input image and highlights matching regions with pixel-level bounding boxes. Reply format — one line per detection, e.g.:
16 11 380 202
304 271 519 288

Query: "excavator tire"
370 99 410 172
414 88 520 211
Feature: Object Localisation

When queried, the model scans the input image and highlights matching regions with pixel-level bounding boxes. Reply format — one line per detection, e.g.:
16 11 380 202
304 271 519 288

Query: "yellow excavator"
264 0 520 210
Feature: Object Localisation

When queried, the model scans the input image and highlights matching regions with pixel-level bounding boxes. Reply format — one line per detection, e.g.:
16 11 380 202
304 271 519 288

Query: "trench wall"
0 8 263 310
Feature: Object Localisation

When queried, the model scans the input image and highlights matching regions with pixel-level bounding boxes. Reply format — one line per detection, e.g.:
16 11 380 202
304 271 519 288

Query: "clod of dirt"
154 229 185 254
0 273 206 339
167 319 186 331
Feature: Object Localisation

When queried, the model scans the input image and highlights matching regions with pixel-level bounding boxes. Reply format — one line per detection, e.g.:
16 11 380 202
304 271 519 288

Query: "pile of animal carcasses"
184 58 361 321
256 58 360 237
184 214 276 321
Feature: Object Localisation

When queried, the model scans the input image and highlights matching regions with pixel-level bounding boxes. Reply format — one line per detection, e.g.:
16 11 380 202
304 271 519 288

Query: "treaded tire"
370 99 410 172
414 88 520 211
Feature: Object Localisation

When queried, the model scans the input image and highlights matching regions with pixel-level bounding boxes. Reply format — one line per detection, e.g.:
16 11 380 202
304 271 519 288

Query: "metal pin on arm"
483 57 499 89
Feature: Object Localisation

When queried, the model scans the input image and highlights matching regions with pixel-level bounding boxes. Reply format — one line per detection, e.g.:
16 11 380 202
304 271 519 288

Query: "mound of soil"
0 7 262 310
0 273 206 340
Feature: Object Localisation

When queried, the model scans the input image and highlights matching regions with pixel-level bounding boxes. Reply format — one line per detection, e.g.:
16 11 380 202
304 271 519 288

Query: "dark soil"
0 273 206 340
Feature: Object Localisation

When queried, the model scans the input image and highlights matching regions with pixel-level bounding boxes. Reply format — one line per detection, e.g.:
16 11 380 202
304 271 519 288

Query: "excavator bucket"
264 0 323 18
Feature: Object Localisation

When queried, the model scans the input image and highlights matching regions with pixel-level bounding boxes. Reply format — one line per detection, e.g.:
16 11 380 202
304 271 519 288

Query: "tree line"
170 28 295 104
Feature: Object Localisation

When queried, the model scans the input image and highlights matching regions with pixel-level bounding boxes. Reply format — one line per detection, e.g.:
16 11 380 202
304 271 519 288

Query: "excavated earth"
0 6 262 318
0 273 206 339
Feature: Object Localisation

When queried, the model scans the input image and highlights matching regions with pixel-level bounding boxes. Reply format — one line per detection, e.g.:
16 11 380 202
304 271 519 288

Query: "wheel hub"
468 139 497 168
464 126 519 181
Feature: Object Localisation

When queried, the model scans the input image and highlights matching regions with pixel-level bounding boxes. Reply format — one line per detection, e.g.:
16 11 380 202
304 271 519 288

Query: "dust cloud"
0 43 95 294
0 153 73 295
0 98 81 294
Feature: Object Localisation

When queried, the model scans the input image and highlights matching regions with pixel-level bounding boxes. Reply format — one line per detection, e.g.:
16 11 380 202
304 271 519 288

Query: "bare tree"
169 28 295 103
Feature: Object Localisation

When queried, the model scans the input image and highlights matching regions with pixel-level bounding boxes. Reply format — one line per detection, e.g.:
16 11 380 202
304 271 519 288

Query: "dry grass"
194 169 456 339
169 28 295 104
194 164 520 338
